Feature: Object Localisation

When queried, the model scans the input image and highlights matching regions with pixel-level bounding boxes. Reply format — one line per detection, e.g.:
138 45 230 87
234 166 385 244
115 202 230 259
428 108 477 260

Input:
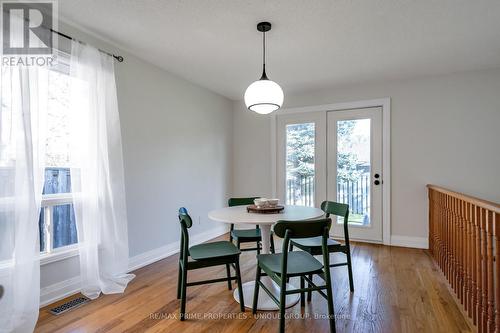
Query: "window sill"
40 244 79 266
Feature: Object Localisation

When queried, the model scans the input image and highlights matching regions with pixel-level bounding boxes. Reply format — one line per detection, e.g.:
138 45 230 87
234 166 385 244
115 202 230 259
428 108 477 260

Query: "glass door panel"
285 123 315 207
276 111 326 208
336 119 371 226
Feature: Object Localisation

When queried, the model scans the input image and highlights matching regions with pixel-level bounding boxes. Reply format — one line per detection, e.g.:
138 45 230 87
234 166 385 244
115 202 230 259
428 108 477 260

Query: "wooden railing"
428 185 500 333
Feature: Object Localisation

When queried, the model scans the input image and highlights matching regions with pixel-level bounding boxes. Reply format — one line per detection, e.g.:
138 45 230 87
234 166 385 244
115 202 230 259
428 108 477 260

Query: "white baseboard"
128 225 228 272
40 276 81 307
390 235 428 249
40 225 229 307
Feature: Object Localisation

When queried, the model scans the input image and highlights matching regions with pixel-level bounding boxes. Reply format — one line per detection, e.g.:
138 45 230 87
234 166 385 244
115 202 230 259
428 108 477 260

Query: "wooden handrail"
427 185 500 214
428 185 500 333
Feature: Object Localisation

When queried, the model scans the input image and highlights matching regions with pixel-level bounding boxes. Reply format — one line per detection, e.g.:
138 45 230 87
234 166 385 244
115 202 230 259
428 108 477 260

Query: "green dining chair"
228 197 275 254
252 218 336 333
290 201 354 300
177 207 244 320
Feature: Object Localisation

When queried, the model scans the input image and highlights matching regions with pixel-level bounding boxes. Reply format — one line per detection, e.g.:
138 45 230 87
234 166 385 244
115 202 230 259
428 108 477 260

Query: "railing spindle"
487 210 495 332
428 185 500 332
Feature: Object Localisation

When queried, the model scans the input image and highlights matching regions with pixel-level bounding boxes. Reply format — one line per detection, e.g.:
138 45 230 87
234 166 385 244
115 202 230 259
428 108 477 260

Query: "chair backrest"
274 218 332 279
273 218 332 239
178 207 192 228
321 201 351 245
228 197 260 207
321 201 349 218
178 207 192 262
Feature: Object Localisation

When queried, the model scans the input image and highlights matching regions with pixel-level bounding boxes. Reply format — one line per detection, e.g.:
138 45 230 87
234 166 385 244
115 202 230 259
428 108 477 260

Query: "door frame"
271 98 391 245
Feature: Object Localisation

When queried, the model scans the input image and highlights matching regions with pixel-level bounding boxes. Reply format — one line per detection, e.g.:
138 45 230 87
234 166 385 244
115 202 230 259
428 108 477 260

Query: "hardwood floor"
36 235 474 333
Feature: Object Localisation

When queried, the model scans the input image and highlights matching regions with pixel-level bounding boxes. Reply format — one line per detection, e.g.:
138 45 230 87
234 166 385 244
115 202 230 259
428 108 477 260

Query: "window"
39 52 78 254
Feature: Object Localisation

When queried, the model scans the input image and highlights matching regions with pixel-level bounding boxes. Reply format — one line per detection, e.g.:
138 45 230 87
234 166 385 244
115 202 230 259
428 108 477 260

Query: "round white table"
208 205 324 310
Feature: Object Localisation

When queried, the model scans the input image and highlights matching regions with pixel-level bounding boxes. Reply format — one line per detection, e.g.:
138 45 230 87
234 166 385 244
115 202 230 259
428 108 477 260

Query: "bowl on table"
267 199 279 207
254 198 269 208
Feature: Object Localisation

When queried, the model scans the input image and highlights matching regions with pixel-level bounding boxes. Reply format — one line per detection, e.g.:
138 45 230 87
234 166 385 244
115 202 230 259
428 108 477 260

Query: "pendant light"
244 22 284 114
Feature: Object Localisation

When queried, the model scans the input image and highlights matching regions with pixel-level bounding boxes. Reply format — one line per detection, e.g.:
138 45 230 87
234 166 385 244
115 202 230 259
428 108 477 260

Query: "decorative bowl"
267 199 279 207
254 198 268 207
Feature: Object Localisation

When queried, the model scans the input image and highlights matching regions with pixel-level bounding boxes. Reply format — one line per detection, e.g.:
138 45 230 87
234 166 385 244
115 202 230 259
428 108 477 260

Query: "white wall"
233 68 500 246
40 22 233 304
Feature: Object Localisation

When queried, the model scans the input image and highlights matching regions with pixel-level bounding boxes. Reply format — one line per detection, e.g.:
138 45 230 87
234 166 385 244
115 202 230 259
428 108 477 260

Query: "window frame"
40 49 79 262
39 192 79 263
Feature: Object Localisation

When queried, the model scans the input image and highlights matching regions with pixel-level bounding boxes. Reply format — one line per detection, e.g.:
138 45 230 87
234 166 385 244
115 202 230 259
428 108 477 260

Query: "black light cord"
263 29 266 68
261 29 268 79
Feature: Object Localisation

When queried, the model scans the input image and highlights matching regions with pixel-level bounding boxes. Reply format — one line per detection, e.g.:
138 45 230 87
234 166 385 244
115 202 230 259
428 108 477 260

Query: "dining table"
208 204 324 310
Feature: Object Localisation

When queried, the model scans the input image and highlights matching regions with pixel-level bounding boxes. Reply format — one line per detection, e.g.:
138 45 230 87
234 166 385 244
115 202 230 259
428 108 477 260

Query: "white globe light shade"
244 79 284 114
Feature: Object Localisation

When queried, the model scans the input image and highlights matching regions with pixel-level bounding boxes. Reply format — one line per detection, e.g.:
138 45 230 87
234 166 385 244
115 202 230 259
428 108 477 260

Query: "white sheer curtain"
69 41 134 300
0 55 49 332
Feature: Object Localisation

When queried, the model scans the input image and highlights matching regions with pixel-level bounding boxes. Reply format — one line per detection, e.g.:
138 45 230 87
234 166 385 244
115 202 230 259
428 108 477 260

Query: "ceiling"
59 0 500 100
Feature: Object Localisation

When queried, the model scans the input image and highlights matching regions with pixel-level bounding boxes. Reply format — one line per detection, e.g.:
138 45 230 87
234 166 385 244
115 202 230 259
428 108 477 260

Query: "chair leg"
226 264 232 290
286 243 294 283
257 241 261 255
252 266 261 314
235 257 245 312
177 261 182 299
307 274 313 302
300 276 305 307
270 233 275 254
236 240 240 250
279 278 287 333
346 250 354 292
180 266 188 321
324 272 337 333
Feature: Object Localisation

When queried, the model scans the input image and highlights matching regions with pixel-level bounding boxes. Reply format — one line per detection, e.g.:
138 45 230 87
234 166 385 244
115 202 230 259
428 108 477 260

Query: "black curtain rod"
50 29 124 62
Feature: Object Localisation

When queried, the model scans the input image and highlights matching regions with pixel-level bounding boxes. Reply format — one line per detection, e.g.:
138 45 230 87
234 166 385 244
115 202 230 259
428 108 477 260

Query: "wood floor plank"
35 235 475 333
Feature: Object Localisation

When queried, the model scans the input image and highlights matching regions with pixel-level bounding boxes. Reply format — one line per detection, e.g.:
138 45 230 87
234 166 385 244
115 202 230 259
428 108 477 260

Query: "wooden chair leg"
346 250 354 292
286 243 294 283
324 272 337 333
300 276 305 306
235 257 245 312
279 278 287 333
270 234 275 254
177 262 182 299
252 267 261 314
180 267 188 321
307 273 313 302
226 264 232 290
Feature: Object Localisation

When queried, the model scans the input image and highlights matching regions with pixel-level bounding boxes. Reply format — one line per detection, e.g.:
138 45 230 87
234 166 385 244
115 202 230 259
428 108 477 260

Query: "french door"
327 107 382 242
276 107 383 243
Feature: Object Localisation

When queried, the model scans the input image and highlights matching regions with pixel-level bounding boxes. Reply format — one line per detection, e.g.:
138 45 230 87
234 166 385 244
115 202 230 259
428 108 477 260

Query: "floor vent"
49 296 90 316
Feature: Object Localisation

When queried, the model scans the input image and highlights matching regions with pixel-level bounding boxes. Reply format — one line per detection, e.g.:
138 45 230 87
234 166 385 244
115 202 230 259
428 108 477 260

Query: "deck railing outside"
286 173 370 213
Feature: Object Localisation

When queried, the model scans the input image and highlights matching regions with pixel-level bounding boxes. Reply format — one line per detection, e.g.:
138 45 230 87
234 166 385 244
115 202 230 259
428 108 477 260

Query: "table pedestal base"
233 277 300 310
